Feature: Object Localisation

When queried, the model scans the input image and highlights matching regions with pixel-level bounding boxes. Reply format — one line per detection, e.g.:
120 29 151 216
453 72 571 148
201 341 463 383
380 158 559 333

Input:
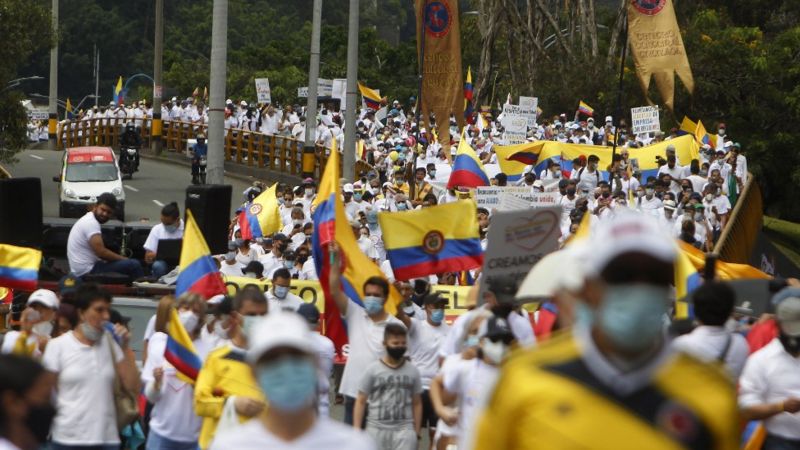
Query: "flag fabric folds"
113 76 123 105
378 201 483 281
447 133 490 189
176 210 226 299
358 82 382 110
464 67 475 124
674 244 702 318
504 144 543 166
0 244 41 291
312 138 401 355
165 308 202 384
578 101 594 117
677 116 697 136
238 183 282 240
65 98 74 120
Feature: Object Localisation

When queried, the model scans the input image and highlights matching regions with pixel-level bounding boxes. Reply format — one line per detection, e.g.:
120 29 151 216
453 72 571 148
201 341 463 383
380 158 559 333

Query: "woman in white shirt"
143 294 211 450
42 285 140 450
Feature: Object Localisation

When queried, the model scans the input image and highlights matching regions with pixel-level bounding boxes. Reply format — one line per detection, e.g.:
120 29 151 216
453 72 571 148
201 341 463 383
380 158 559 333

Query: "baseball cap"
776 296 800 336
479 316 515 343
485 275 519 304
58 274 82 297
272 233 289 242
605 115 613 123
582 212 676 276
296 302 321 324
343 183 354 193
247 312 315 363
422 293 448 307
533 180 544 189
27 289 59 309
663 200 677 211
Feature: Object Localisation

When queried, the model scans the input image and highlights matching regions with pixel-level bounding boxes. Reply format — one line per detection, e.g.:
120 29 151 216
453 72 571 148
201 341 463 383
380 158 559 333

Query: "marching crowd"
3 95 800 450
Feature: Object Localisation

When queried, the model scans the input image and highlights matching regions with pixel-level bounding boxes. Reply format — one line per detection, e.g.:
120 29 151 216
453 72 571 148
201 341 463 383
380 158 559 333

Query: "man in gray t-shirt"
354 323 422 450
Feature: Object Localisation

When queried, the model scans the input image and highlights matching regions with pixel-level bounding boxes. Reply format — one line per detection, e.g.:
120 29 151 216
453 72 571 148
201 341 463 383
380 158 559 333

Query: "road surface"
8 148 254 224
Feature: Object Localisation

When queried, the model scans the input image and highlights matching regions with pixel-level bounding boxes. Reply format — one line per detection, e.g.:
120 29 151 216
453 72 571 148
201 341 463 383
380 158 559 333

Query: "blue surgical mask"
284 260 295 269
430 309 445 325
396 203 408 211
354 193 362 202
163 223 178 233
256 357 317 412
598 284 669 353
366 211 378 224
363 295 384 316
274 285 289 299
464 335 480 348
242 315 261 338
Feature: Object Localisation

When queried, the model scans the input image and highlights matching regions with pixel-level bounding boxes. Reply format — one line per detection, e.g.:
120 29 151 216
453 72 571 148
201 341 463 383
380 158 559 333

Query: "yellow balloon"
389 151 398 161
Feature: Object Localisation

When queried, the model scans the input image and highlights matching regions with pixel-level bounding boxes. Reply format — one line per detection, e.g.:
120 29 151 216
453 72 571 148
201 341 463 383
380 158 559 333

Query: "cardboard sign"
529 191 559 207
476 186 533 211
297 78 333 99
501 104 528 144
630 105 660 135
332 78 347 110
480 207 562 297
27 108 48 121
519 96 539 128
255 78 271 104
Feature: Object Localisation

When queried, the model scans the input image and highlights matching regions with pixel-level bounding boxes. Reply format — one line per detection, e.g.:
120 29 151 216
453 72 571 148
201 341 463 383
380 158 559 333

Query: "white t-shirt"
67 212 102 276
209 416 375 450
671 325 749 379
219 261 245 278
42 331 124 445
408 320 450 389
143 220 185 254
439 306 535 358
312 333 336 417
339 300 403 398
442 358 499 449
266 289 305 313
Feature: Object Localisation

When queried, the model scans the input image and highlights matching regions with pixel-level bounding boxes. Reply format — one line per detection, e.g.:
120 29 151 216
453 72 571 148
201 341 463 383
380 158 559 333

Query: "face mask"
354 193 362 202
278 198 285 205
566 188 576 196
598 284 668 353
363 295 384 316
304 188 314 197
481 340 508 364
25 402 57 444
293 219 303 226
645 188 655 196
164 223 178 233
694 212 704 221
225 251 236 261
402 304 416 317
429 170 436 177
430 309 445 325
179 310 200 332
718 129 725 136
244 272 257 278
274 285 289 299
256 357 317 412
242 315 261 338
386 346 407 360
80 322 104 343
778 331 800 355
705 194 713 202
465 335 480 348
396 203 408 211
214 318 231 339
32 321 53 337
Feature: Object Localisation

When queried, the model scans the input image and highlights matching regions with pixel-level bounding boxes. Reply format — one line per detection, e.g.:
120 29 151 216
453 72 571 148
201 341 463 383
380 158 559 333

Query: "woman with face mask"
0 354 58 450
41 284 140 450
1 289 59 359
141 294 209 450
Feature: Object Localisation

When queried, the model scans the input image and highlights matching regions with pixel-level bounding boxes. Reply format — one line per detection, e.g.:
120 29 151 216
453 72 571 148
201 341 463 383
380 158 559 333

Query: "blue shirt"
193 143 208 158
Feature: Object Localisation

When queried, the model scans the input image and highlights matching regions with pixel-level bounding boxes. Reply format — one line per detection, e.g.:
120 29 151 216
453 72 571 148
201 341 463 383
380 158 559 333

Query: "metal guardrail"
0 164 10 179
713 172 762 264
56 118 372 180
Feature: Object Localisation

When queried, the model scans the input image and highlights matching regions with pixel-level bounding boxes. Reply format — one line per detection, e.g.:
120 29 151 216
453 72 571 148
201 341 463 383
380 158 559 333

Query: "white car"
54 146 126 220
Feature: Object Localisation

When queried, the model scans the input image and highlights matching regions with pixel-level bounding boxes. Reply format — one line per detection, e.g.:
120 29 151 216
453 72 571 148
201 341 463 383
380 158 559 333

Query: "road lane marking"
28 154 44 160
153 200 165 207
123 185 139 192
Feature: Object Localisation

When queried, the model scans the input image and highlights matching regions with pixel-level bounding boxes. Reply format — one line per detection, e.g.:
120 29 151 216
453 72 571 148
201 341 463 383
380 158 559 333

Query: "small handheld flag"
447 132 490 189
165 307 202 384
238 183 282 240
175 211 226 299
113 76 123 105
578 101 594 117
0 244 41 291
358 82 382 111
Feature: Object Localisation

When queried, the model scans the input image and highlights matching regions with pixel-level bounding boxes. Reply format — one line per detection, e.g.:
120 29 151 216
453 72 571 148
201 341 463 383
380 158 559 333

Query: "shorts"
421 389 439 429
366 425 417 450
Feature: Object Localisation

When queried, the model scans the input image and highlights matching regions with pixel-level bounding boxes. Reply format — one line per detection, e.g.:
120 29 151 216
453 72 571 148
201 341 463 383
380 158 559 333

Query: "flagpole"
415 0 427 154
610 11 628 162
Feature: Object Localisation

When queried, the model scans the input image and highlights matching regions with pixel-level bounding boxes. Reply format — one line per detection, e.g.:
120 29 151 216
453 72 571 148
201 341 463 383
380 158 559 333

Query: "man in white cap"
739 287 800 449
1 289 59 358
473 212 739 449
209 311 375 450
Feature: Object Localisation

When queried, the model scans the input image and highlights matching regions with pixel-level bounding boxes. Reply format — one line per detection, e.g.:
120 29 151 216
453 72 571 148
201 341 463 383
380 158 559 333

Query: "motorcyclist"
119 123 141 170
191 133 208 184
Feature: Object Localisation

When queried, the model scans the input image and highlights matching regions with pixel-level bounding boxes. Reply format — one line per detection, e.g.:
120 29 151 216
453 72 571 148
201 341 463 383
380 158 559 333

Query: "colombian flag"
578 101 594 117
464 67 475 124
447 133 490 189
378 201 483 281
65 98 74 120
312 138 401 356
494 142 544 183
165 307 202 384
0 244 41 291
677 116 696 136
695 120 717 148
175 210 226 299
358 82 382 111
674 242 702 319
113 76 123 105
238 183 281 240
504 142 543 166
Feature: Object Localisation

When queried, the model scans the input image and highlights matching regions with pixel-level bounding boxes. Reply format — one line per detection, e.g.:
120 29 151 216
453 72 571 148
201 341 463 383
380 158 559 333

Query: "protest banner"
254 78 271 104
529 191 559 207
476 186 533 211
519 96 538 128
501 104 528 144
479 207 561 299
631 105 661 135
500 193 530 211
297 78 333 98
27 108 49 121
332 78 347 110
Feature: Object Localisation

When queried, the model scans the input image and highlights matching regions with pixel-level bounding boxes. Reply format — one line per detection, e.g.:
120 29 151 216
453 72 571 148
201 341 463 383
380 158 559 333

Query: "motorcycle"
120 146 139 179
198 156 207 184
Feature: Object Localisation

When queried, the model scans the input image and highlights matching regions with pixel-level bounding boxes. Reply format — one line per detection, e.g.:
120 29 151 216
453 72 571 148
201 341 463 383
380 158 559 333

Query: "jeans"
343 395 366 428
145 431 197 450
90 258 144 280
50 443 119 450
764 434 800 450
151 260 171 279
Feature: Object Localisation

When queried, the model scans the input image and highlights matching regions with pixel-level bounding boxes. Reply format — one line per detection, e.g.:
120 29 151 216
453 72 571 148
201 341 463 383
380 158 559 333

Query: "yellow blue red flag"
176 211 226 299
578 101 594 117
674 242 702 318
678 116 697 136
447 132 490 189
378 201 483 280
238 183 281 240
165 307 201 384
358 82 382 110
113 76 123 105
0 244 41 291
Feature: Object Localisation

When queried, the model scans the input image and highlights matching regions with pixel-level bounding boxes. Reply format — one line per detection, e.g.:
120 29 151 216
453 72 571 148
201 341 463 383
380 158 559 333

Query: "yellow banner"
627 0 694 110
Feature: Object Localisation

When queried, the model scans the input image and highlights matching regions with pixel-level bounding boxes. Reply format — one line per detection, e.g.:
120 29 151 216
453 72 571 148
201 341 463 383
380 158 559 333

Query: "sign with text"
518 96 539 128
27 108 49 121
255 78 271 104
332 78 347 110
529 191 559 207
630 105 660 136
476 186 534 211
501 104 529 144
297 78 334 98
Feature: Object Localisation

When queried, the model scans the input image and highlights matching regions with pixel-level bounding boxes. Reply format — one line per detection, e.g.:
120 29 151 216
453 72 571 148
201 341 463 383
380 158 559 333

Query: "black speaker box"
0 178 43 248
185 185 232 255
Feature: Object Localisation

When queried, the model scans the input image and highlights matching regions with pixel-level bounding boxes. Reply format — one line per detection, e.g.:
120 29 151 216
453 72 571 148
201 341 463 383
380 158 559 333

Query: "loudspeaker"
0 178 43 248
185 185 232 255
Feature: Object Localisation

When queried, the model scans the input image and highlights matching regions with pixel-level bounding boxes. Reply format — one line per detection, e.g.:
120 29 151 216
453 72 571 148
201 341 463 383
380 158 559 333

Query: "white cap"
27 289 59 309
776 295 800 336
343 183 354 193
663 200 677 211
226 98 233 104
240 100 248 106
582 211 676 276
247 312 315 363
605 115 613 123
207 294 225 305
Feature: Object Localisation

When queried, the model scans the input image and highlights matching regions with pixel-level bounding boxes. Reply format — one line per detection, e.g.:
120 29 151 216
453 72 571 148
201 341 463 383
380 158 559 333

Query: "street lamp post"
302 0 323 179
343 0 359 181
207 0 228 185
48 0 59 151
151 0 164 155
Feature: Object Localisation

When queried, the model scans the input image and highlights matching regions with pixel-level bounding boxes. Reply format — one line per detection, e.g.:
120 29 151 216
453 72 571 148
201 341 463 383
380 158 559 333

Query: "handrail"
713 171 762 264
55 118 373 181
0 164 10 179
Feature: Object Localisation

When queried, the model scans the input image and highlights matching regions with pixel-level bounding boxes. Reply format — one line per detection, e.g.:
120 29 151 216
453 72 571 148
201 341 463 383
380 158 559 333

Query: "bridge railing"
55 118 372 180
713 172 762 264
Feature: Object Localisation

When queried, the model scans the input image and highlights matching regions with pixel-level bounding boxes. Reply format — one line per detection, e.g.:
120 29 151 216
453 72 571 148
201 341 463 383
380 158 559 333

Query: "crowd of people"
4 95 799 450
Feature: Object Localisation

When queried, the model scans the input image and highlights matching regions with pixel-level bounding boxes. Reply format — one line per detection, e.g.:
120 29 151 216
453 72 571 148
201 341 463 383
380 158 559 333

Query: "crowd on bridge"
3 93 800 450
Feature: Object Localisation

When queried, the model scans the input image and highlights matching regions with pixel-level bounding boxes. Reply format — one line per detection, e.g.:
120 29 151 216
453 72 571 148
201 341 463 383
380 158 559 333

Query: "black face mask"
25 402 57 444
276 243 287 252
566 188 576 196
386 346 407 360
297 254 309 264
779 332 800 356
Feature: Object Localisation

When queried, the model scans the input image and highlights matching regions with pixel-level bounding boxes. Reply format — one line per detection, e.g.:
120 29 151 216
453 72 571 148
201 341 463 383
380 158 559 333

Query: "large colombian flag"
447 133 490 189
0 244 41 291
378 201 483 281
312 138 401 356
165 307 201 384
175 210 226 299
238 183 281 240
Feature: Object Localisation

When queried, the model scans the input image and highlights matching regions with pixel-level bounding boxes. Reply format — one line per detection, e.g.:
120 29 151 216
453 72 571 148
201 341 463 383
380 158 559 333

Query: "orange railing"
56 118 371 180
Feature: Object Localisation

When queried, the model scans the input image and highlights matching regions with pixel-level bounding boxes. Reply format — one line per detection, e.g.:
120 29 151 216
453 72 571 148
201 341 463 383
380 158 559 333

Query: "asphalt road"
8 148 253 225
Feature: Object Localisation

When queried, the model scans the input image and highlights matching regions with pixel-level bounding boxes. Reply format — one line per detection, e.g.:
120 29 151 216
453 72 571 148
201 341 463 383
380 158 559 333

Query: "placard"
501 104 529 144
519 96 538 128
297 78 333 99
529 191 559 207
630 105 660 135
476 186 534 212
255 78 271 104
332 78 347 110
27 108 49 121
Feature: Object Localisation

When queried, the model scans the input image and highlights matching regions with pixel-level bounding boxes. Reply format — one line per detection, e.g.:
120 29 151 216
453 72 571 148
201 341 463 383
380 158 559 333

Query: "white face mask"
214 316 231 339
179 310 200 332
32 321 53 337
481 340 508 365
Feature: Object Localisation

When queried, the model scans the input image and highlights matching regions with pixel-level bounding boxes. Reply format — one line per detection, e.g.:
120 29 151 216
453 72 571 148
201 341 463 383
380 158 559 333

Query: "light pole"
151 0 164 155
343 0 359 181
207 0 228 185
48 0 59 151
302 0 323 179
